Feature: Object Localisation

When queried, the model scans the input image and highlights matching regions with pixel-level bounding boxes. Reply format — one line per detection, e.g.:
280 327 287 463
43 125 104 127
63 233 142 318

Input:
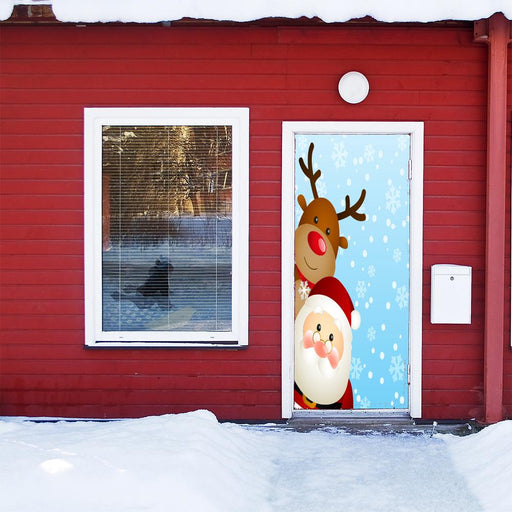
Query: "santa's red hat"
309 276 361 330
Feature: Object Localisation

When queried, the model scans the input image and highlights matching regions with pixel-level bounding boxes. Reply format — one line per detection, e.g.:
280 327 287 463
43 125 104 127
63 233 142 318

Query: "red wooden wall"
503 43 512 419
0 21 510 421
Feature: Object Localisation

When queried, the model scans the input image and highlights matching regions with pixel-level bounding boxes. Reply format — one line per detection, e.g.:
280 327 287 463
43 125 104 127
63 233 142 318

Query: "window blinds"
101 125 233 334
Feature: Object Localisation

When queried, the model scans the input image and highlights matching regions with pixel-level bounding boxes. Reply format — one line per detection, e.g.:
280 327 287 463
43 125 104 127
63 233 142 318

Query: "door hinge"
408 159 412 180
407 364 411 385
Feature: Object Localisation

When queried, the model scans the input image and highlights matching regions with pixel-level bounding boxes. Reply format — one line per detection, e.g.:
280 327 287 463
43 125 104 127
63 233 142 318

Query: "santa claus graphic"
294 276 361 409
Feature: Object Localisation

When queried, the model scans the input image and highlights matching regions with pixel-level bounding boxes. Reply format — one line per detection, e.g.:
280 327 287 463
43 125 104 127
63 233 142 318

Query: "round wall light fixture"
338 71 370 104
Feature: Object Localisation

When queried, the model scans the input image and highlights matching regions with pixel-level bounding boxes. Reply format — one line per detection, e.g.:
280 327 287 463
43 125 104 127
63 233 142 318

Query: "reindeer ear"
297 194 307 212
339 236 348 250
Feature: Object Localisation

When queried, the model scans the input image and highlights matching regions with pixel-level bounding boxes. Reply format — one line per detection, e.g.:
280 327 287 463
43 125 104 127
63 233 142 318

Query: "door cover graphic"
294 134 410 410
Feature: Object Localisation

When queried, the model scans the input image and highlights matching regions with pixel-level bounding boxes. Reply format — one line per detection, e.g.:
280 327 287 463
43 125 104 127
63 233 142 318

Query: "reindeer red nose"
308 231 327 255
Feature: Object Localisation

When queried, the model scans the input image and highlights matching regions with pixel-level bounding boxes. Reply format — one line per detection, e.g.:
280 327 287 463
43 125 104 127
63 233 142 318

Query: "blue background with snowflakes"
295 133 410 409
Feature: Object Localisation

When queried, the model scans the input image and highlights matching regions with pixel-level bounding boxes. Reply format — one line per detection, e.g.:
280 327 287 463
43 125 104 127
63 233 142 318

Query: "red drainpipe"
474 13 512 424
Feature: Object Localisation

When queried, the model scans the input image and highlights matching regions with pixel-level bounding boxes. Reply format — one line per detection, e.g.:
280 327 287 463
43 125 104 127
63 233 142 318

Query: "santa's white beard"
295 330 351 406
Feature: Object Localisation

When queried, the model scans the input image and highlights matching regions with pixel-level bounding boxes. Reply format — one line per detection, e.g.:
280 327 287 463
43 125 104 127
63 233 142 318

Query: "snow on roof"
1 0 511 23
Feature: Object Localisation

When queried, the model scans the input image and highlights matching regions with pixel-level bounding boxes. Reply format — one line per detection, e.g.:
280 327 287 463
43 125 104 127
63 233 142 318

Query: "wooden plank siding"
0 21 506 421
503 43 512 420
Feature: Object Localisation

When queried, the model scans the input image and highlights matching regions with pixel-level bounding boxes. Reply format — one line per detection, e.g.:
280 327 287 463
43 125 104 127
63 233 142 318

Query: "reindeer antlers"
338 190 367 221
299 143 321 200
299 142 367 222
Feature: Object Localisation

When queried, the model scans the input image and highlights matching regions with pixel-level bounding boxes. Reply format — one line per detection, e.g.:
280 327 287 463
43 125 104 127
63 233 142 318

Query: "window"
84 108 249 347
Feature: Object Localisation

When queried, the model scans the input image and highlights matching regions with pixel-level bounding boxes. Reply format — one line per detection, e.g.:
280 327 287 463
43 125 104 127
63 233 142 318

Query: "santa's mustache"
302 329 340 369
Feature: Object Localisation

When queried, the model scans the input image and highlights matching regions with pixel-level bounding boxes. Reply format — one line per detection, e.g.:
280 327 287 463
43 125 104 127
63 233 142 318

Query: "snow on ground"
1 410 510 512
446 420 512 512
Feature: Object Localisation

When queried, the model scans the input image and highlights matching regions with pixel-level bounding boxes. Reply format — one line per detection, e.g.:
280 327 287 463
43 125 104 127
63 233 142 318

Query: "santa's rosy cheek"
303 330 314 349
314 342 328 358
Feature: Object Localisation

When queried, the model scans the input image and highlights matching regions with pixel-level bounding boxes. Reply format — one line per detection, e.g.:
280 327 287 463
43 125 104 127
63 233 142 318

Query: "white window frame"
281 121 424 418
84 107 249 348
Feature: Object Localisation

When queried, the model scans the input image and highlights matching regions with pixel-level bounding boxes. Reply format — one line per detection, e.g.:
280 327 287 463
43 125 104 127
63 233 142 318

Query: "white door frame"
281 121 424 419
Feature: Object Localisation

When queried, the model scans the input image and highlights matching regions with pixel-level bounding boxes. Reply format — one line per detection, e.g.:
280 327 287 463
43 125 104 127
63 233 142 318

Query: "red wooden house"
0 2 511 424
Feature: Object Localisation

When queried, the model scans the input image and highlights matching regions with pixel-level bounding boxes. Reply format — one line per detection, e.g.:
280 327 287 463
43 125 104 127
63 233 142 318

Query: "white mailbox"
431 264 472 324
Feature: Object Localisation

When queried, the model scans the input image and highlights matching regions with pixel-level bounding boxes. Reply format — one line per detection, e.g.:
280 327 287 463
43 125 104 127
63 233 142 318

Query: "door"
282 122 423 417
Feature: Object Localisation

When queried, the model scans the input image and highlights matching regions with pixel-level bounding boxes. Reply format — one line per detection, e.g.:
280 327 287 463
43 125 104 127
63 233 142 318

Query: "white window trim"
84 107 249 348
281 121 424 418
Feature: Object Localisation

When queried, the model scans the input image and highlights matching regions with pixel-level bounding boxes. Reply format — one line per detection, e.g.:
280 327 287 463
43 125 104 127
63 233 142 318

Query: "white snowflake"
297 136 309 152
398 135 409 151
332 142 348 168
393 248 402 263
351 357 363 380
316 178 327 198
368 265 376 277
367 326 376 341
298 281 311 300
385 184 401 214
355 280 367 299
389 354 406 382
395 286 409 309
360 396 371 408
364 144 375 162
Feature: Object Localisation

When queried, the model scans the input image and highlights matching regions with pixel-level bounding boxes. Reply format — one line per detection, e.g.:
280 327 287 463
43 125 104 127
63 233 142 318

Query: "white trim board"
281 121 424 419
84 107 249 348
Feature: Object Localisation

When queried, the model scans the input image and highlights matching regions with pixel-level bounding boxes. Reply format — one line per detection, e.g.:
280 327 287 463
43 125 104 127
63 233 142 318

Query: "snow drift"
0 410 275 512
445 420 512 512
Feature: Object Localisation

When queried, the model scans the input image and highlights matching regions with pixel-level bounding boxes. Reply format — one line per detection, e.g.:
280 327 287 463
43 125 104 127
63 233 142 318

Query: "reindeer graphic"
294 142 366 316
